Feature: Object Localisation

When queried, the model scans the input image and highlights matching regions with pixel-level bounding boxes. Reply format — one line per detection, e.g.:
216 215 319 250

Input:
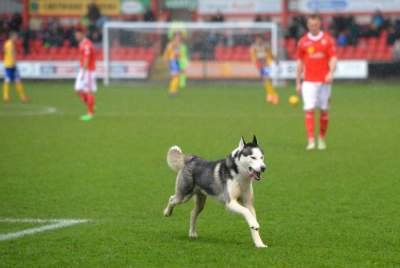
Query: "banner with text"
198 0 282 15
186 60 368 79
295 0 400 13
1 61 366 80
0 61 149 79
30 0 151 16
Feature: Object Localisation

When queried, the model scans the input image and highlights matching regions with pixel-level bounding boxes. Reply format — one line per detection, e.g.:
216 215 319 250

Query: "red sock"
319 111 329 139
78 92 88 104
86 93 95 115
305 111 315 141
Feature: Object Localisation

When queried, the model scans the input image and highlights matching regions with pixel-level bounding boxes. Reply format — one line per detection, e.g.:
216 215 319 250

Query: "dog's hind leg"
163 192 193 217
164 171 194 217
189 193 207 238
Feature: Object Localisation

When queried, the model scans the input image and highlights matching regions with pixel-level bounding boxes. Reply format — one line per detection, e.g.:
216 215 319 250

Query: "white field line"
0 218 89 241
0 105 57 116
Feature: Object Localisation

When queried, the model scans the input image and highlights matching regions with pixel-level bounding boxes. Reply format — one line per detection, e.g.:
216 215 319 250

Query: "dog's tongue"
249 170 260 180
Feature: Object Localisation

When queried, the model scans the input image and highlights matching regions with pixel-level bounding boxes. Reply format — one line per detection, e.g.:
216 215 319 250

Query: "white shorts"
74 69 97 93
301 81 331 110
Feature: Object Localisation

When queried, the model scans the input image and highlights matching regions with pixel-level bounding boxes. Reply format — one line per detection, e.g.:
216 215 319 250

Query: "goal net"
102 21 281 86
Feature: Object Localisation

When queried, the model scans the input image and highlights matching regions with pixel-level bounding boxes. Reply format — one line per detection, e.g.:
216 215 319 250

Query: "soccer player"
163 32 183 96
167 23 189 90
2 31 28 103
296 14 337 150
250 35 279 104
178 41 189 89
74 28 97 121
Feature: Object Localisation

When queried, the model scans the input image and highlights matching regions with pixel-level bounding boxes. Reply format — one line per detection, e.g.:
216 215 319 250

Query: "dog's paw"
255 243 268 248
189 231 198 239
163 207 172 217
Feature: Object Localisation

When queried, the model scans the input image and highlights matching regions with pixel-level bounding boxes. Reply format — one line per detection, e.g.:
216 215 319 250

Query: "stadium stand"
0 2 399 64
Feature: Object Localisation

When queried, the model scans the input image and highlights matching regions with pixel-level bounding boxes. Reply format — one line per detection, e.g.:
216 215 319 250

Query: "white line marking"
0 218 88 223
0 218 89 241
97 112 302 118
0 105 57 116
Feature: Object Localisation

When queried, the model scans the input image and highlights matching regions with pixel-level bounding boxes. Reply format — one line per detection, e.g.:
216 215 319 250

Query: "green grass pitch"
0 81 399 267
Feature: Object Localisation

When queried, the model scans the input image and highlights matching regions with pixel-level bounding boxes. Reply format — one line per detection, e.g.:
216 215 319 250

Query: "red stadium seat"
336 47 344 59
342 46 354 59
367 38 378 49
354 46 367 59
383 47 393 61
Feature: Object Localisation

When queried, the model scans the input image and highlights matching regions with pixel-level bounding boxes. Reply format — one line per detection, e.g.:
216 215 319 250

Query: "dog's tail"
167 146 184 172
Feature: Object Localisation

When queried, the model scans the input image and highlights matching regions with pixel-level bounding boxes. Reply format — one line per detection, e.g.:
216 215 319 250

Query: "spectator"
0 18 7 36
363 24 380 38
347 18 360 45
255 15 271 22
8 13 22 32
88 25 102 46
372 10 384 30
144 8 155 22
393 39 400 60
64 27 78 47
286 16 306 40
87 3 101 25
211 11 225 22
387 24 397 45
336 30 348 46
20 27 32 55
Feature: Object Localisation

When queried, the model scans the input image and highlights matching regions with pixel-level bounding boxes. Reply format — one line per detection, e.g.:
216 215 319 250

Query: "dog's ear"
239 136 246 150
252 135 258 145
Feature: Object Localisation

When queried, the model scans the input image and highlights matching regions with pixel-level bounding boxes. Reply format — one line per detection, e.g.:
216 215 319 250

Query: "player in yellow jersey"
250 35 279 104
3 32 28 103
163 32 182 96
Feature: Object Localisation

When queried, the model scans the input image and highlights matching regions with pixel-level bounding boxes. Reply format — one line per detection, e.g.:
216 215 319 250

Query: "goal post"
102 21 281 86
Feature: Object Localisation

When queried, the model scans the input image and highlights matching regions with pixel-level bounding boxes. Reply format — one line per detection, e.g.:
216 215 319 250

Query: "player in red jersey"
295 14 337 150
74 28 97 121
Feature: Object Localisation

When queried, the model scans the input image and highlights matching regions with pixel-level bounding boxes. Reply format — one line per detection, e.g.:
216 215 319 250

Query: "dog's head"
231 135 267 181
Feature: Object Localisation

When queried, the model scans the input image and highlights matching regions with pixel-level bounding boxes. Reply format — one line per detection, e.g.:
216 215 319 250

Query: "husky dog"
163 136 268 248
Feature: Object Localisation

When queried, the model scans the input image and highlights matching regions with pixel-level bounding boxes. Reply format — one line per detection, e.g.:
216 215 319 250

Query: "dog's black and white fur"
164 136 268 248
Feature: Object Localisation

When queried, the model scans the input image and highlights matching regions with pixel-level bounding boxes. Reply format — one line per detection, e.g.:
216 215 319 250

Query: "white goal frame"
102 21 280 86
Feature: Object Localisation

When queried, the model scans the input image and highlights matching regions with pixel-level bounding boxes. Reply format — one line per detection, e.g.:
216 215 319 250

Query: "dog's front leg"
226 200 267 248
242 195 268 248
242 187 256 217
250 228 267 248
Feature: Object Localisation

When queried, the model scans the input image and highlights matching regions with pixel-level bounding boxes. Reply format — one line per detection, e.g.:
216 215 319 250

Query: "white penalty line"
0 218 89 241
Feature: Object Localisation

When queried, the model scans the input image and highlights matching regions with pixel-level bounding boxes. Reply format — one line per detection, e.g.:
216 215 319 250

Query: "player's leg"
77 91 88 104
262 66 278 104
168 60 180 95
179 60 187 89
81 93 95 121
169 74 179 95
14 68 28 102
75 69 92 121
264 79 279 104
179 70 186 89
75 69 87 104
302 82 318 150
87 72 97 116
3 68 11 102
179 45 188 89
80 71 97 121
317 84 332 150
